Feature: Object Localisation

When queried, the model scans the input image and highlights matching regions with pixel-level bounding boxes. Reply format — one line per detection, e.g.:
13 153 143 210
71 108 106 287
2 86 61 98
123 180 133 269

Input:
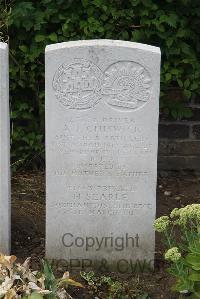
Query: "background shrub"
1 0 200 169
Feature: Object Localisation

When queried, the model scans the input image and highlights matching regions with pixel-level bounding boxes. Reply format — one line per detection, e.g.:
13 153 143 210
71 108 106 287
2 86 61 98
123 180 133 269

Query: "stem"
194 291 200 298
169 225 175 241
175 259 183 277
183 226 190 244
164 230 172 248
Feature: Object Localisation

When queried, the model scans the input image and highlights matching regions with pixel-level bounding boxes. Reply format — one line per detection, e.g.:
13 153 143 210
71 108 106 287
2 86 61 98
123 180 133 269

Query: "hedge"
0 0 200 168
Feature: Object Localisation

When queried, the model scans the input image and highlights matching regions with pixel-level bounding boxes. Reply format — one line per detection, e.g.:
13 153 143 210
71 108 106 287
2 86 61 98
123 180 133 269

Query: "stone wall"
158 96 200 171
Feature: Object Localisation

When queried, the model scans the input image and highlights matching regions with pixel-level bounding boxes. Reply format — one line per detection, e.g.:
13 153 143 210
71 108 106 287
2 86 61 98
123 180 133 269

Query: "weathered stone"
45 40 161 271
188 108 200 121
158 140 200 156
0 42 10 254
192 125 200 139
159 123 189 139
158 156 200 171
194 95 200 106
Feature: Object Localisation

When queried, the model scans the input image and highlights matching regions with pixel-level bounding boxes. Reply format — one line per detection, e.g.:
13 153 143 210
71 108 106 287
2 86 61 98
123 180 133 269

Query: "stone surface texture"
0 42 10 254
158 94 200 171
45 40 161 268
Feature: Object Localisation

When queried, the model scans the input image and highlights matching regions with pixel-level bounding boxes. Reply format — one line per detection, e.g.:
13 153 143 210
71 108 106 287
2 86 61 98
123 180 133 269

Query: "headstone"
46 40 160 272
0 42 10 254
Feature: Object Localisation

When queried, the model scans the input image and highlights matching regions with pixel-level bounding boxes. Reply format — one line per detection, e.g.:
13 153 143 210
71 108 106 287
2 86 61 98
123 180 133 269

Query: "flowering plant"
154 204 200 298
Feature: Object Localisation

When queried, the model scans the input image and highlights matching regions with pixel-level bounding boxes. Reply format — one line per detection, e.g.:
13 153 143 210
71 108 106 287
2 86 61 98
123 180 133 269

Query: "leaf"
27 293 44 299
165 73 172 81
19 45 28 53
185 254 200 266
42 260 56 298
177 79 183 88
159 13 178 28
188 272 200 282
191 82 198 90
171 109 178 119
184 79 190 88
184 89 192 99
0 254 17 269
166 38 173 48
49 33 58 42
58 278 84 288
172 278 194 292
4 288 16 299
191 265 200 271
188 296 199 299
181 42 192 55
132 30 142 41
189 240 200 254
0 277 14 297
35 34 46 42
183 108 192 118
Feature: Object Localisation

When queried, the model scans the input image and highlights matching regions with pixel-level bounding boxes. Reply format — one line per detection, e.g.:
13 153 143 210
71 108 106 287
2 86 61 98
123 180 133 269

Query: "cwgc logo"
53 59 152 111
52 58 103 110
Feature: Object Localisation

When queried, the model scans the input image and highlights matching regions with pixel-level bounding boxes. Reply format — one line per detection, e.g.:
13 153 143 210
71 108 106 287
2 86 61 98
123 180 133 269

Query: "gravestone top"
0 42 10 254
46 39 160 272
46 39 160 54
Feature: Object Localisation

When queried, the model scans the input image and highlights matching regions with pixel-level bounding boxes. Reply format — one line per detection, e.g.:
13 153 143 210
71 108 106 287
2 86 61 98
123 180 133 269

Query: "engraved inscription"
53 59 103 109
49 116 153 218
49 183 152 216
102 61 152 111
49 117 153 156
46 42 160 263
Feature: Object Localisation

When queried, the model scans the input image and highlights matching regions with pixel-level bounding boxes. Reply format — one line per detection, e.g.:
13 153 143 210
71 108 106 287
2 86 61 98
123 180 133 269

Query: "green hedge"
1 0 200 168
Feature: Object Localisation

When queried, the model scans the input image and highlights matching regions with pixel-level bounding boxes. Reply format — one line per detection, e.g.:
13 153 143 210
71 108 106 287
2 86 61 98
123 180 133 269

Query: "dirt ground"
11 171 200 299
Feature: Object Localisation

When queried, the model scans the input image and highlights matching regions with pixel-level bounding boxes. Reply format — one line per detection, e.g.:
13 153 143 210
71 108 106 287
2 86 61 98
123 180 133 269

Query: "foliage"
154 204 200 298
0 2 9 42
160 94 193 120
80 271 149 298
0 0 200 168
0 254 83 298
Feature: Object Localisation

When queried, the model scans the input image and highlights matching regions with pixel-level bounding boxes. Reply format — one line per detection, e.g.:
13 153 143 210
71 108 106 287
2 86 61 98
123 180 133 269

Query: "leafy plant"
160 97 193 120
154 204 200 298
0 254 83 298
0 0 199 168
80 271 149 298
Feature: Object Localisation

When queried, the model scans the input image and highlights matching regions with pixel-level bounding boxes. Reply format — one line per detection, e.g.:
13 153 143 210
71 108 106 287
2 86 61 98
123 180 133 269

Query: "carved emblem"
53 59 152 111
102 61 152 111
52 59 103 110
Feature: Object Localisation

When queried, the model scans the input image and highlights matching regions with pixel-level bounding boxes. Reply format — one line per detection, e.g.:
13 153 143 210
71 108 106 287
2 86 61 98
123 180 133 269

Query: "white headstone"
0 42 10 254
46 40 160 272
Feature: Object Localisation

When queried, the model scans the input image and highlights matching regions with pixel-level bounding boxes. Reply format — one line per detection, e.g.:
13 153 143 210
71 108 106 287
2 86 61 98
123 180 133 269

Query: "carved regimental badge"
53 59 103 110
102 61 152 111
53 60 152 111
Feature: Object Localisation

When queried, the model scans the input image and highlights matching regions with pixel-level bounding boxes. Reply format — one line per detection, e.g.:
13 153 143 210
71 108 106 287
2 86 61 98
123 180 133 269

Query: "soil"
11 171 200 299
